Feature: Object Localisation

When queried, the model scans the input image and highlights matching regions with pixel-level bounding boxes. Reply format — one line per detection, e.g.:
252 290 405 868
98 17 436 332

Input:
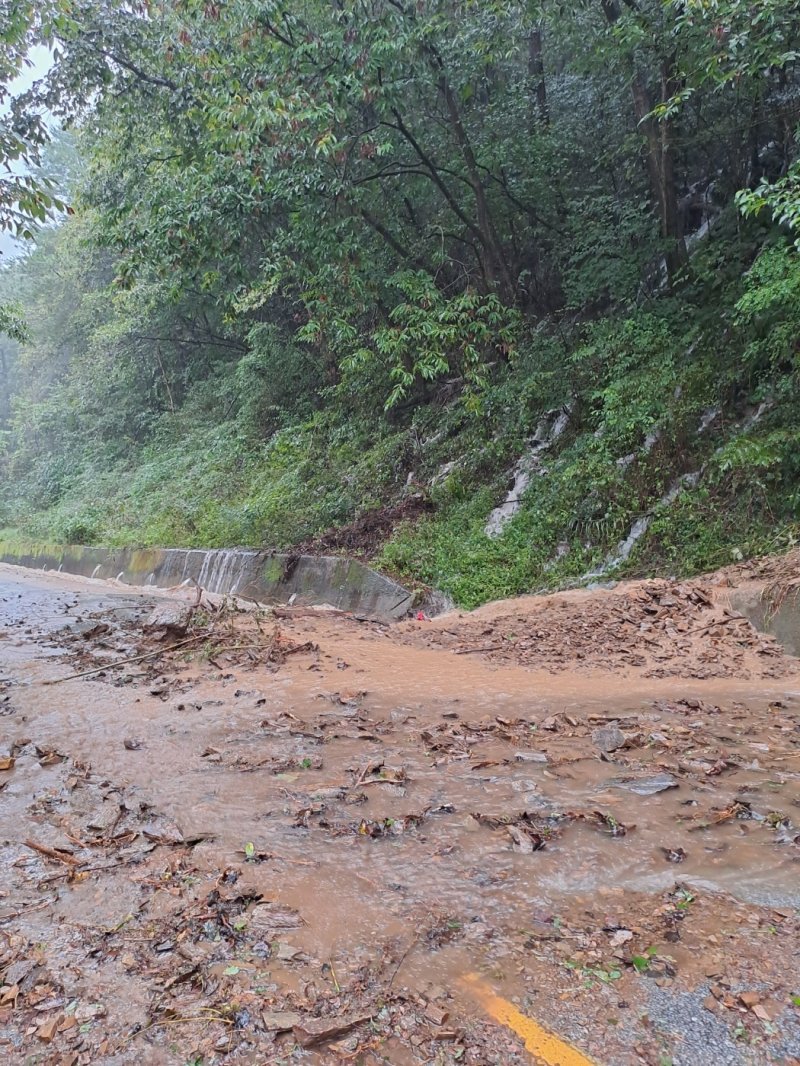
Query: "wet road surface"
1 563 800 1065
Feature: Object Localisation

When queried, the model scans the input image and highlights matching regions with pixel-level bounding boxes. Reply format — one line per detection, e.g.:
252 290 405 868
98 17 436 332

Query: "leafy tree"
0 0 799 594
0 0 68 239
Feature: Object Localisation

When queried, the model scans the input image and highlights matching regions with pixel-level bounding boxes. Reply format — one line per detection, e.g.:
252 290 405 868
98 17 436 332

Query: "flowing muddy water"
1 562 800 1065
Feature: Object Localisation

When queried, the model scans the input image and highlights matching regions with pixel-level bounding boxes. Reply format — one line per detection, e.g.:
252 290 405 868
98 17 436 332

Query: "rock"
608 929 633 948
274 942 302 961
247 903 302 938
74 1001 106 1022
610 773 678 796
85 801 122 835
3 959 37 987
144 603 194 636
660 846 686 863
514 751 548 763
739 991 761 1008
424 1004 450 1026
293 1012 372 1048
592 724 626 752
69 621 111 640
262 1010 303 1031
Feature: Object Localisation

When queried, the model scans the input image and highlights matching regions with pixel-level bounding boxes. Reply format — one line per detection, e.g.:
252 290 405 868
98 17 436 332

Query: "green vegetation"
1 0 799 608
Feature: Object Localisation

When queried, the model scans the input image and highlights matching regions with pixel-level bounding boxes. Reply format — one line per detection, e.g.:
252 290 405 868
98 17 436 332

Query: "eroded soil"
1 562 800 1066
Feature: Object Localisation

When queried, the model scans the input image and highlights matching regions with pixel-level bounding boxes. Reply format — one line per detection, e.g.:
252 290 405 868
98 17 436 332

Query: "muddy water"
2 563 800 1065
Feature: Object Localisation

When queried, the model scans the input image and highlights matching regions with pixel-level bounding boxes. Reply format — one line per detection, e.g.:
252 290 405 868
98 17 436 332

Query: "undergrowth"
3 232 800 609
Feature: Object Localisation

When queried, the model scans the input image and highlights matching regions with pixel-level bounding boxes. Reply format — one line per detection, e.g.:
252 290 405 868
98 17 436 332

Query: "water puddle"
1 563 799 1064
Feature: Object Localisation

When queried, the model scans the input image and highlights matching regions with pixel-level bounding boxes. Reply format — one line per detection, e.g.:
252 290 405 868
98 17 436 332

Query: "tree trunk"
528 26 549 129
436 68 517 302
601 0 685 283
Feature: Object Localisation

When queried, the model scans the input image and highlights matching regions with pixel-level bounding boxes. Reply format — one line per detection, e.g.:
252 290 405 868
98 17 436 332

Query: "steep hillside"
0 1 798 608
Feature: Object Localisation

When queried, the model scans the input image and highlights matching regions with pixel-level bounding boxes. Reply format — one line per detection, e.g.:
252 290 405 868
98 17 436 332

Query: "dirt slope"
401 576 793 679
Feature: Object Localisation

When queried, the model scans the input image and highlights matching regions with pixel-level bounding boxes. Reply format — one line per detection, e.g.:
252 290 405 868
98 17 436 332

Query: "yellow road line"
460 972 597 1066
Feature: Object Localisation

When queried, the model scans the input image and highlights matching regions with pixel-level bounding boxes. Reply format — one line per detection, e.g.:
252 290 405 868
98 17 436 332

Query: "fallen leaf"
36 1017 59 1042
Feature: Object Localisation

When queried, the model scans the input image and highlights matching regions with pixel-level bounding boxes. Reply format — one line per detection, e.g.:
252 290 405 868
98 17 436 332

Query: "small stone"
739 991 761 1008
612 773 678 796
144 603 194 635
74 1002 106 1022
262 1011 303 1031
608 929 633 948
424 1004 450 1026
592 724 626 753
274 942 301 961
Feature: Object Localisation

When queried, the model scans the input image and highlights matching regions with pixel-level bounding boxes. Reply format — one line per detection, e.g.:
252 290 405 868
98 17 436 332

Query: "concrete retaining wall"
0 542 414 622
728 587 800 658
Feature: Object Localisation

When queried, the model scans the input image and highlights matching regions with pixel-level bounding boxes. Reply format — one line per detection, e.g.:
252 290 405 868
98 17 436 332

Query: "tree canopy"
0 0 798 602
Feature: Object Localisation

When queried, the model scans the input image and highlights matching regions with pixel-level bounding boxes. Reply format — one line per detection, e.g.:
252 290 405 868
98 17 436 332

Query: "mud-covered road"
1 561 800 1066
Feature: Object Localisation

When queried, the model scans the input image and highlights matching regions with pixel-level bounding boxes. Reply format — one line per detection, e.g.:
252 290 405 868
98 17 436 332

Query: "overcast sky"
1 45 55 259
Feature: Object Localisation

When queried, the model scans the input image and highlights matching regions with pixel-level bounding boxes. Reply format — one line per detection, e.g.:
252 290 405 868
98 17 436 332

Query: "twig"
686 613 748 637
210 642 277 653
388 932 420 987
39 860 132 885
353 761 377 787
42 635 205 684
23 839 82 866
120 1010 232 1045
0 898 53 921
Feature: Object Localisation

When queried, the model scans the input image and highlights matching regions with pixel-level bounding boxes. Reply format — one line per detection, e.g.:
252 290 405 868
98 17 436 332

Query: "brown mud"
292 494 433 559
1 561 800 1066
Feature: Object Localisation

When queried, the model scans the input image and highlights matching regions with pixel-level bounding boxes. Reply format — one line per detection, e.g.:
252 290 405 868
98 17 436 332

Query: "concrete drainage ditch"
0 542 414 623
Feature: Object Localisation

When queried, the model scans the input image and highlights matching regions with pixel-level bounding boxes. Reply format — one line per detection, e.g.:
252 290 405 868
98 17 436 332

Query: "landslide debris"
403 578 793 678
